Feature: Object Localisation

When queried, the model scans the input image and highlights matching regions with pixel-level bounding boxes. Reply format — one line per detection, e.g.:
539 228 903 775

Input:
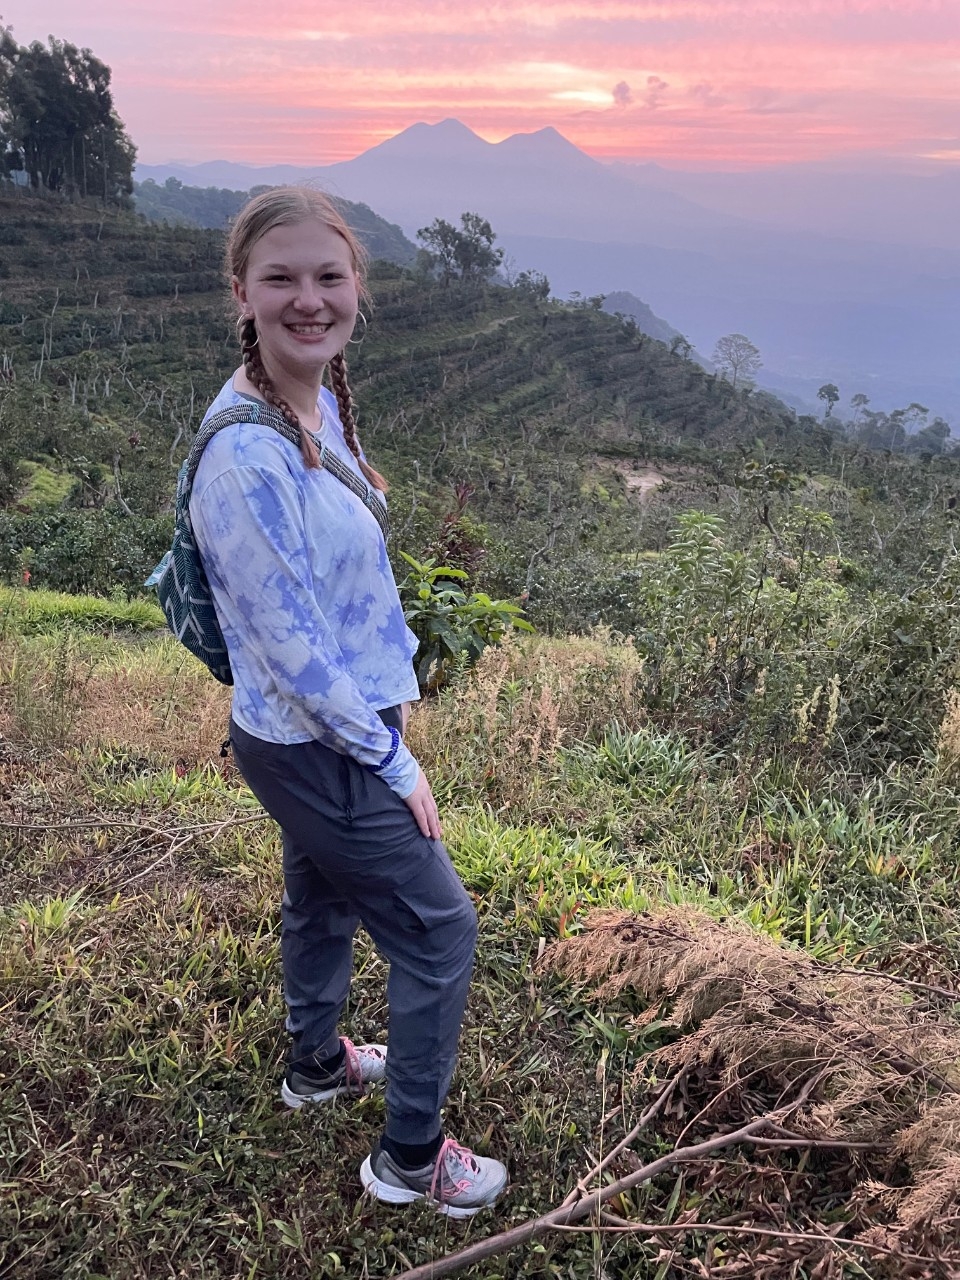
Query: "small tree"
416 218 461 285
454 212 503 281
712 333 761 391
817 383 840 420
850 393 870 428
906 417 951 457
670 334 693 361
416 212 504 285
514 269 550 301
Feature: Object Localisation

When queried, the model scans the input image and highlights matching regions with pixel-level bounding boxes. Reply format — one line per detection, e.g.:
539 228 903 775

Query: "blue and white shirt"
190 378 421 798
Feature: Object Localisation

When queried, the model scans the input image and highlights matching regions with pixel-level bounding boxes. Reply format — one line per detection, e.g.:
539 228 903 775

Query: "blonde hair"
226 187 386 492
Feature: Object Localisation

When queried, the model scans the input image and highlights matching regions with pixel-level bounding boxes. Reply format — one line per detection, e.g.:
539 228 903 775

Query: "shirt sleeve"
192 459 420 798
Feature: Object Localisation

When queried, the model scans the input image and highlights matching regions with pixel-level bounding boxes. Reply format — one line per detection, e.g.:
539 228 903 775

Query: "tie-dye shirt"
189 378 421 798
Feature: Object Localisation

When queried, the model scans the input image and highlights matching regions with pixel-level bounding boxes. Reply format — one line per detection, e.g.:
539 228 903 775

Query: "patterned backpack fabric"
146 401 389 685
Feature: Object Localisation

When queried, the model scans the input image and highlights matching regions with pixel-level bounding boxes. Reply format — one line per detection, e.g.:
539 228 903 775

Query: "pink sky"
5 0 959 169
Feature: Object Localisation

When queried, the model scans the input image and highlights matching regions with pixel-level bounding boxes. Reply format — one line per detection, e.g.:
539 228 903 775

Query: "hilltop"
137 120 960 421
0 190 830 615
133 179 418 264
2 190 959 639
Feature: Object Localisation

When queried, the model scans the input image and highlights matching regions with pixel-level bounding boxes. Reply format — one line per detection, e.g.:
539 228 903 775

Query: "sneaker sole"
359 1156 500 1218
281 1079 360 1109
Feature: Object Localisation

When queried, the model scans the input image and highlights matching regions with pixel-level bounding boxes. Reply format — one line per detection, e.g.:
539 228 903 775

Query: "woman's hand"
404 768 442 840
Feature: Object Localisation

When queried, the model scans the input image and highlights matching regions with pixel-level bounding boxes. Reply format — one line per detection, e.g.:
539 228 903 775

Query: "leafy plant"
398 552 532 690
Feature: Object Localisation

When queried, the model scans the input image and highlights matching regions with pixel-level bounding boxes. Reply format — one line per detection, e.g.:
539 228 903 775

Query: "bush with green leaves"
623 510 846 738
0 510 173 596
397 553 532 691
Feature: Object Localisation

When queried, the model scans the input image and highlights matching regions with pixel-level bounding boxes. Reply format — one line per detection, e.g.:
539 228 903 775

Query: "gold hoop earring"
347 310 368 346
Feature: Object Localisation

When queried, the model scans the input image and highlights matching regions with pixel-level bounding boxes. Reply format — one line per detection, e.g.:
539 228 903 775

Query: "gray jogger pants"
228 714 478 1145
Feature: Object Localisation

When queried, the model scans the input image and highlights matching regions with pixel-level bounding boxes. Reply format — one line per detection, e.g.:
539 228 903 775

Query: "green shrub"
0 510 173 595
398 553 532 690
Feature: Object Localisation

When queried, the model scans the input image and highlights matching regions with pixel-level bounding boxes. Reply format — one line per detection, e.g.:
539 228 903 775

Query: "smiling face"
232 218 360 385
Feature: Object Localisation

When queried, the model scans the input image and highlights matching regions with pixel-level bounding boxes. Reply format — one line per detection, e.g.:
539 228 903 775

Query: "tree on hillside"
817 383 840 420
905 416 951 457
712 333 762 391
850 392 870 429
903 402 929 435
513 269 550 302
670 334 693 361
455 212 503 280
417 212 504 284
857 408 907 453
0 30 135 203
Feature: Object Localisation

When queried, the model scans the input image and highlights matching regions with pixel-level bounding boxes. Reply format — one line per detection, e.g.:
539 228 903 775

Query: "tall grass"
3 598 960 1276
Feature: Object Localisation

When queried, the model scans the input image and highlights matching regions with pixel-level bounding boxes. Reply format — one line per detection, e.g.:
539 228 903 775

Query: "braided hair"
227 187 387 492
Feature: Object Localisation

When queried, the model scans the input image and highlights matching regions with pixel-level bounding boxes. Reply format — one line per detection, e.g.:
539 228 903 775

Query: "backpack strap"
183 400 390 539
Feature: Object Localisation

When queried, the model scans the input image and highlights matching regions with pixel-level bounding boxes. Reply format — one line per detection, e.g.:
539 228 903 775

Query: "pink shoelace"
341 1039 363 1093
429 1138 480 1203
340 1038 386 1094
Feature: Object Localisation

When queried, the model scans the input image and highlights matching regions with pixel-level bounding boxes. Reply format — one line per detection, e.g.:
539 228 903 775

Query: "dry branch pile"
543 908 960 1274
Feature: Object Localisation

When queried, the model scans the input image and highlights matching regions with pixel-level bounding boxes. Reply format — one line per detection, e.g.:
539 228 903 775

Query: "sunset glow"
5 0 958 168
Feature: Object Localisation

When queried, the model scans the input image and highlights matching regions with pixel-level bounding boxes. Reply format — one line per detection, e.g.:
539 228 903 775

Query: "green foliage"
0 583 163 635
0 509 173 595
512 269 550 301
398 553 532 690
0 29 135 202
817 382 840 418
416 212 504 283
133 180 417 264
1 187 959 728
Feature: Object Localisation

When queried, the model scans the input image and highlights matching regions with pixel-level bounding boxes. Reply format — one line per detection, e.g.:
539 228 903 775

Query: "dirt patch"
614 463 667 500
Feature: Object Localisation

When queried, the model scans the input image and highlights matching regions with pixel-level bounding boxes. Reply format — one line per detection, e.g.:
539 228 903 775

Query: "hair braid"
328 352 387 492
239 316 321 469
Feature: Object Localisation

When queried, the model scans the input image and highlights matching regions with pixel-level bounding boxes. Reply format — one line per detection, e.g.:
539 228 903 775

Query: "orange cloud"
1 0 956 168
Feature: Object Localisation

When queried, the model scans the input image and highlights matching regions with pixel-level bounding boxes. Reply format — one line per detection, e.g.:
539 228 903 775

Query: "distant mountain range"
601 291 689 349
137 120 960 422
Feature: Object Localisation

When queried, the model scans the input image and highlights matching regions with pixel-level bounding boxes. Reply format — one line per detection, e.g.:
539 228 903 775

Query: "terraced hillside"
1 190 949 625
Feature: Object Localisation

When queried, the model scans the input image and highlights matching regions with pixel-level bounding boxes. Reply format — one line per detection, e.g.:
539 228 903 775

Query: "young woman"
189 187 507 1216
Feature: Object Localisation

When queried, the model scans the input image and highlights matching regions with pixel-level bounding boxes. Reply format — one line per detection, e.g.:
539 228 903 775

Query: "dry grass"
0 634 231 765
406 629 647 812
545 906 960 1261
937 688 960 780
77 643 231 764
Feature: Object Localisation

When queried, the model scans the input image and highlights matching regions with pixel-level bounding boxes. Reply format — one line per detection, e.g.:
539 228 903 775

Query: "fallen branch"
394 1103 927 1280
1 811 272 890
394 1110 788 1279
0 813 267 835
559 1070 685 1209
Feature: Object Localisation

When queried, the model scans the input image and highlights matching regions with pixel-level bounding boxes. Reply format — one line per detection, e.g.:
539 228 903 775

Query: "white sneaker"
281 1038 387 1109
360 1137 508 1218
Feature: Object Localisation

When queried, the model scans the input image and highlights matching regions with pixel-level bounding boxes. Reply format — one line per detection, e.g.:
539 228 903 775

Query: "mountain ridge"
135 119 960 422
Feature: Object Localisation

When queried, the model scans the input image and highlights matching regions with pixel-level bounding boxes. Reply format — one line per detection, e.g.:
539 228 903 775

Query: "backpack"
146 400 389 685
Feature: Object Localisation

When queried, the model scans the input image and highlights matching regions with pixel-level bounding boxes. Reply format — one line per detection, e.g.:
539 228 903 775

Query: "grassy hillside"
4 190 960 1278
3 589 960 1276
1 190 959 629
133 179 418 264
